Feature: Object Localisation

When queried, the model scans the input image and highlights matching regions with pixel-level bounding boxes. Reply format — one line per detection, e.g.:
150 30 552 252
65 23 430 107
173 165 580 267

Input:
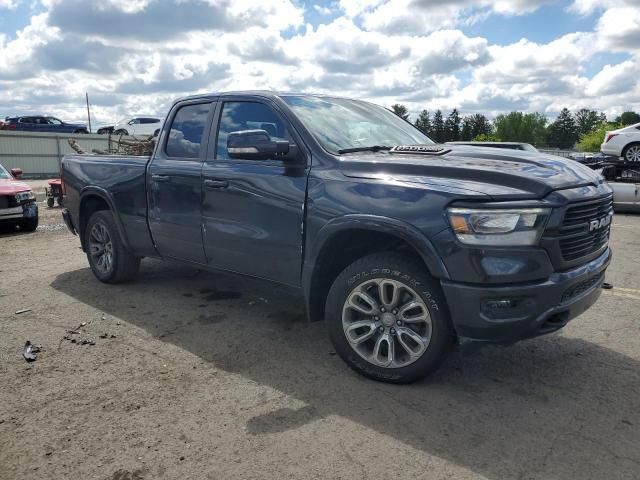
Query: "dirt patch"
204 290 242 301
0 209 639 479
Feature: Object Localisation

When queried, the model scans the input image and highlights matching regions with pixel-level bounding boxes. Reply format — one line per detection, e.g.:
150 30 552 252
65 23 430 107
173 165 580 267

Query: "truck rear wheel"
326 252 454 384
85 210 140 283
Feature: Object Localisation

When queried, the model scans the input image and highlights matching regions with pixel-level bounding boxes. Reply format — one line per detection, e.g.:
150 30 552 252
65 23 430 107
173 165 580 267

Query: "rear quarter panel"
62 154 156 256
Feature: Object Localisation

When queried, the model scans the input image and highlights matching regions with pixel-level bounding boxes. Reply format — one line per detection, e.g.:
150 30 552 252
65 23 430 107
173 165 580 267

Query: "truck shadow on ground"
51 259 640 480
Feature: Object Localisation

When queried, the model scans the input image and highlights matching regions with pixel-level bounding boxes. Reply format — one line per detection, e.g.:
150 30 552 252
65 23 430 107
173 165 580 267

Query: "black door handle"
204 179 229 189
151 174 171 183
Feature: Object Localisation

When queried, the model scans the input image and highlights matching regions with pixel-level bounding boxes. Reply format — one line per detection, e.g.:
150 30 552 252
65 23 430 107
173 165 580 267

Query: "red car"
0 164 38 232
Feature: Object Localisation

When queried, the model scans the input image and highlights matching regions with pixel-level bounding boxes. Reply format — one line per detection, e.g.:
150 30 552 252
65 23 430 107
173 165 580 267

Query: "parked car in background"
601 122 640 161
0 164 38 231
446 141 538 152
572 152 640 212
2 116 88 134
96 126 115 135
568 152 616 165
113 116 163 137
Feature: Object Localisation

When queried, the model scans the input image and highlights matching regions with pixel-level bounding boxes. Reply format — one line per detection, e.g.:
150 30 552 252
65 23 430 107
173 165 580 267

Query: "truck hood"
339 145 605 199
0 178 31 195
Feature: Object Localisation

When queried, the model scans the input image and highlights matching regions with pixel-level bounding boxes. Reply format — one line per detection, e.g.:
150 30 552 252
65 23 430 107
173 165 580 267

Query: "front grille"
560 272 603 303
0 195 17 209
563 196 613 226
559 195 613 262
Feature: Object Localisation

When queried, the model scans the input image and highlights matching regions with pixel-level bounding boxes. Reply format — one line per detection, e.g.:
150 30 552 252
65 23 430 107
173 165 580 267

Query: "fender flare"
302 214 450 301
78 186 132 252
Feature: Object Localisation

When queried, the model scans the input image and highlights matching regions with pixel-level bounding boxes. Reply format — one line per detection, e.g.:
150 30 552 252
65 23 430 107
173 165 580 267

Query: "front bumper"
0 202 38 223
441 247 611 344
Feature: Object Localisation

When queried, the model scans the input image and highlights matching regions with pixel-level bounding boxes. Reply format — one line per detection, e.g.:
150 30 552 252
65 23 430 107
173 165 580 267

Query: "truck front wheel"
85 211 140 283
326 252 454 384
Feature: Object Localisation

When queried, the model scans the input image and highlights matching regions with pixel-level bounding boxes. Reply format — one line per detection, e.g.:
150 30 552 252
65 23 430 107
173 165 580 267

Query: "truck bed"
61 154 156 255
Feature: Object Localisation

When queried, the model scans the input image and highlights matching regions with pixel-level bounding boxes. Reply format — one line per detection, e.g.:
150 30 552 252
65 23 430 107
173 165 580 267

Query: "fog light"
485 299 515 310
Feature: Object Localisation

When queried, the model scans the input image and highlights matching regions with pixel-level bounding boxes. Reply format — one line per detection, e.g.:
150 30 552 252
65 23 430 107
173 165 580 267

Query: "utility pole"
85 92 92 133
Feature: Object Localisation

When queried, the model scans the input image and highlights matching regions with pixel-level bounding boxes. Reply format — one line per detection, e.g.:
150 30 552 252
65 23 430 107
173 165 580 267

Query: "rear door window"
165 103 211 159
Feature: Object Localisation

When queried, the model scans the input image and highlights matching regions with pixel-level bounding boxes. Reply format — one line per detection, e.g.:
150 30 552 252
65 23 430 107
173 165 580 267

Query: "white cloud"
313 4 334 15
0 0 639 123
490 0 555 15
474 33 593 87
568 0 633 15
596 6 640 51
585 61 639 96
0 0 19 9
343 0 553 35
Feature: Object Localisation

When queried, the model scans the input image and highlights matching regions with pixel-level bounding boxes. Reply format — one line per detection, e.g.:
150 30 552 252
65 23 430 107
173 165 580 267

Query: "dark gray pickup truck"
61 92 613 383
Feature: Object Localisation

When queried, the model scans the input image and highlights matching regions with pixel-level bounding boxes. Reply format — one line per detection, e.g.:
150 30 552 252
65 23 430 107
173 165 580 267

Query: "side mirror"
227 129 290 160
11 168 23 178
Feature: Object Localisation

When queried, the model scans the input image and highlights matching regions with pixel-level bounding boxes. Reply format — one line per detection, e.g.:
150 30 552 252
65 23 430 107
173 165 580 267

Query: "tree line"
391 104 640 151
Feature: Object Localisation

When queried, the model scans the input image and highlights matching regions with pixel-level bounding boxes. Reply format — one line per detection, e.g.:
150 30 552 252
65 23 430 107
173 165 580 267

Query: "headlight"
15 191 34 203
447 207 550 246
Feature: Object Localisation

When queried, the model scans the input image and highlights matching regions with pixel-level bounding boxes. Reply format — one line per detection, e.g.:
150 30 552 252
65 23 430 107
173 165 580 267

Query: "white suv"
601 122 640 162
113 116 163 137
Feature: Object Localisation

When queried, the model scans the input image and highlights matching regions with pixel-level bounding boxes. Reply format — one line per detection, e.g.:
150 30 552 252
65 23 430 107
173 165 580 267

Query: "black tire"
85 210 140 283
73 129 88 134
21 216 38 232
622 143 640 162
47 197 54 208
326 252 454 384
114 129 128 136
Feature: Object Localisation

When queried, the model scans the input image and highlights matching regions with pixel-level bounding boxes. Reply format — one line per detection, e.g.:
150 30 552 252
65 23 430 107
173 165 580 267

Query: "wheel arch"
622 141 640 160
303 215 449 322
78 187 132 253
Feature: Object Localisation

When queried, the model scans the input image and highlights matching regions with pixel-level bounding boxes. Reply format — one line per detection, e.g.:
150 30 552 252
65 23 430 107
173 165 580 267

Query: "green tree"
444 109 461 142
473 133 501 142
574 108 607 137
577 122 620 152
461 117 472 141
431 110 445 143
391 104 410 121
444 108 460 142
614 111 640 126
414 110 431 136
494 111 547 146
547 108 578 149
461 113 493 140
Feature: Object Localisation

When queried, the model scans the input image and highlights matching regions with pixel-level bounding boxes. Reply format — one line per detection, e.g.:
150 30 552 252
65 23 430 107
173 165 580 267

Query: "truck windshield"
281 95 433 154
0 165 10 179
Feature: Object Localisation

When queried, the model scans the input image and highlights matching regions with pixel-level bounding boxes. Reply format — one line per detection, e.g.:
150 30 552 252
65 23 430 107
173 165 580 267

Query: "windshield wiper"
337 145 392 154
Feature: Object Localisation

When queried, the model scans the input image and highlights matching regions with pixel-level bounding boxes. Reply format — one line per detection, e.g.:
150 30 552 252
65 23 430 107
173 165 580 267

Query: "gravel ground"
0 192 639 480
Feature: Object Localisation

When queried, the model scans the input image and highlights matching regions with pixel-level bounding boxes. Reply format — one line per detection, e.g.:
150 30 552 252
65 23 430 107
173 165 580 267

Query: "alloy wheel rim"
341 278 432 368
626 146 640 162
89 222 113 274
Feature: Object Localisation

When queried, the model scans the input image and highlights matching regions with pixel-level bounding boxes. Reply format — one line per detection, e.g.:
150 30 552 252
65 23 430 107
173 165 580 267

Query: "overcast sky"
0 0 639 125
